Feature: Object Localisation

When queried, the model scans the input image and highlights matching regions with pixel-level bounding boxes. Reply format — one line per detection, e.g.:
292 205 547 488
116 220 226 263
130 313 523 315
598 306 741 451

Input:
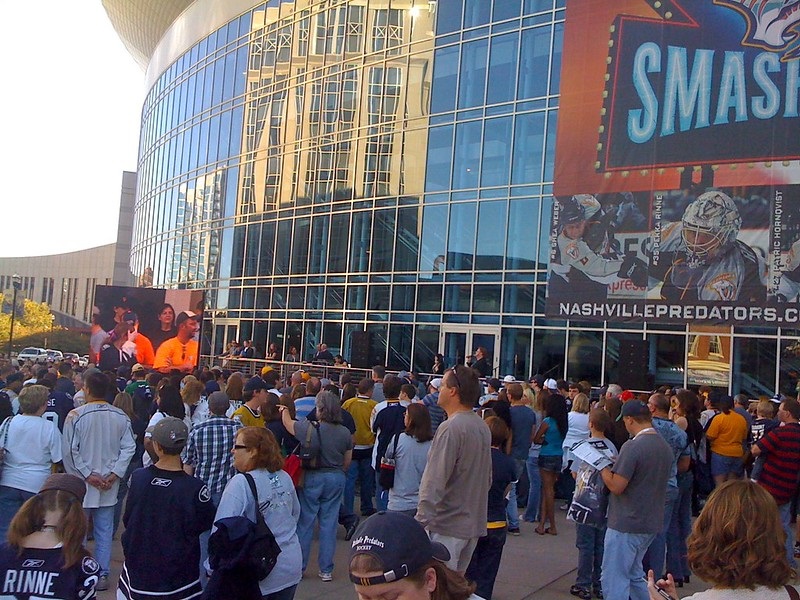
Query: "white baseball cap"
503 375 516 383
544 378 558 390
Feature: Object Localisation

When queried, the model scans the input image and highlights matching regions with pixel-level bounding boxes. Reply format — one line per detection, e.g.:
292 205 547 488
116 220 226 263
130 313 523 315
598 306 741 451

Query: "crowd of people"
1 353 800 600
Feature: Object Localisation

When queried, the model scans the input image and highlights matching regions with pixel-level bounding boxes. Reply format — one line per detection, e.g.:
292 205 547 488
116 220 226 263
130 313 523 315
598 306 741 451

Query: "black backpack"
204 473 282 600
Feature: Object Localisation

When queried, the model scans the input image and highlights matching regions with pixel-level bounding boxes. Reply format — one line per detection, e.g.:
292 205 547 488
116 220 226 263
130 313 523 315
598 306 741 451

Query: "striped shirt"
756 422 800 505
184 415 242 496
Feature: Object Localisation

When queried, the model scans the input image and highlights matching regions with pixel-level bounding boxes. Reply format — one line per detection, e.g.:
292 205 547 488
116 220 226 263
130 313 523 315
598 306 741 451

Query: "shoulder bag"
379 432 401 490
0 416 14 477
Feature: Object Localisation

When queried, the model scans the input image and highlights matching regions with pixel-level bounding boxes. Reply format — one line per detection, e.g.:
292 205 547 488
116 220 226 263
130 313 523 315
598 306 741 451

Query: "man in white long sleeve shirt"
62 370 136 590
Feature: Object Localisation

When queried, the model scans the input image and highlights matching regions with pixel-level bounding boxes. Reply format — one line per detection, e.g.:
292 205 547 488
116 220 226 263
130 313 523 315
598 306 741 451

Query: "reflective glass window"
271 287 287 309
524 0 554 14
370 210 395 272
539 196 553 265
550 22 564 95
244 223 260 276
288 287 305 309
533 328 564 377
452 121 482 189
458 39 488 109
394 207 419 272
512 112 545 184
500 327 531 380
417 285 443 311
419 204 447 274
494 0 522 21
328 213 350 273
414 325 440 373
369 286 390 310
506 198 538 270
504 284 534 313
392 283 416 311
425 125 454 192
544 109 558 181
346 286 367 310
476 200 506 270
274 220 292 275
430 46 459 114
307 215 329 277
291 217 311 274
480 116 512 187
259 221 276 276
350 212 372 272
435 0 463 35
447 202 476 270
473 284 501 312
463 0 490 28
518 27 551 100
732 337 777 398
388 324 413 370
444 284 471 311
487 33 518 105
326 286 344 310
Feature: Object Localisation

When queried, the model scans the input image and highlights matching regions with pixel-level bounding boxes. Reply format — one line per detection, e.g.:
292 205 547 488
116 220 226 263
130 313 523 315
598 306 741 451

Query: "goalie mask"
681 191 741 263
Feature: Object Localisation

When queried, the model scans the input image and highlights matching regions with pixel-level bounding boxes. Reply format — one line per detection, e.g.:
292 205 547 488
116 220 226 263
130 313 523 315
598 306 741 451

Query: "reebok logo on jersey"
21 559 45 568
151 477 173 487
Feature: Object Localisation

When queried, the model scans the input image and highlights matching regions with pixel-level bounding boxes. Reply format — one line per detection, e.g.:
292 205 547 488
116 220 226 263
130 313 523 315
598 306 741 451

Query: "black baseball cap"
349 512 450 586
621 400 650 418
244 377 268 393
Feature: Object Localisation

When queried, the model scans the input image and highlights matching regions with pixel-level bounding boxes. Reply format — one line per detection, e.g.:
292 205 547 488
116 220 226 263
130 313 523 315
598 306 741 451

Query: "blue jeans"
523 455 541 522
375 471 389 512
780 502 797 569
297 470 346 573
465 526 507 600
344 456 375 516
575 523 605 590
86 505 116 576
667 472 693 580
644 485 679 578
505 459 525 529
0 485 35 541
601 528 655 600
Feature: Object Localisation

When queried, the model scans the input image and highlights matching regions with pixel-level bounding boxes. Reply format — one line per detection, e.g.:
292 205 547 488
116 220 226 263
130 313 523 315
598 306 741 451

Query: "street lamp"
8 274 21 358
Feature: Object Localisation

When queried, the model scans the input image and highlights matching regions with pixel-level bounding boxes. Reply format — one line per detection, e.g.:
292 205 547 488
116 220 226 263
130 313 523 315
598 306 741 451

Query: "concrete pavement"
95 511 710 599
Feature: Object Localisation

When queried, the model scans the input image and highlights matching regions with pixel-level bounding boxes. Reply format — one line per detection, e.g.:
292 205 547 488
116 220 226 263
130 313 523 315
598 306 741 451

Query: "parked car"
78 355 89 367
46 349 64 362
17 347 48 363
63 352 80 365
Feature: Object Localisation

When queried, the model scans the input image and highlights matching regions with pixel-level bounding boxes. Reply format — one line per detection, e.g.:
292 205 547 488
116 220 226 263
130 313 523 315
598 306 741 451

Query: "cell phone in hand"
654 586 672 600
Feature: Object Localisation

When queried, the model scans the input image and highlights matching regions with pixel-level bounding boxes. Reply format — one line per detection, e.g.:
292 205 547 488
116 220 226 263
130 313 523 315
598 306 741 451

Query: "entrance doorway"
212 319 239 356
439 325 501 377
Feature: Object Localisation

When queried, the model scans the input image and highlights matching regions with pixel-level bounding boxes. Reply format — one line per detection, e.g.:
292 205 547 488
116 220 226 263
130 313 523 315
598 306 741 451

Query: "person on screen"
99 323 137 373
549 195 647 300
650 191 766 303
120 311 155 368
149 303 178 350
777 238 800 301
152 311 200 373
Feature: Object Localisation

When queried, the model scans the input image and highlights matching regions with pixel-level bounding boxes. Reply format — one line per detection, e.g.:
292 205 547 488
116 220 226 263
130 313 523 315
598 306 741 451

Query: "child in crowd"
567 409 618 600
465 416 517 600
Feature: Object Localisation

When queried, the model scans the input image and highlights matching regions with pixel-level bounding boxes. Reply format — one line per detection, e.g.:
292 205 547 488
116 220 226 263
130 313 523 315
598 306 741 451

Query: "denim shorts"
538 455 563 473
710 452 742 477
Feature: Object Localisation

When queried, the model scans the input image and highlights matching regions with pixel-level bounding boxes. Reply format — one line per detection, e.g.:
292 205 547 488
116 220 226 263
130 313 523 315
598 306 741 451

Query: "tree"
0 293 58 348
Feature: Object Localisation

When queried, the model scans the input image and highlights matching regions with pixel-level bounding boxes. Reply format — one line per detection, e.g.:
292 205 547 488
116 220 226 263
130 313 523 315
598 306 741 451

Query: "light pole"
8 273 21 358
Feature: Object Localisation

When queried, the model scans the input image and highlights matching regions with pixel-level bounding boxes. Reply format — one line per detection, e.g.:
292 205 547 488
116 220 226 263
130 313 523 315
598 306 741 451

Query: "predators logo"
716 0 800 59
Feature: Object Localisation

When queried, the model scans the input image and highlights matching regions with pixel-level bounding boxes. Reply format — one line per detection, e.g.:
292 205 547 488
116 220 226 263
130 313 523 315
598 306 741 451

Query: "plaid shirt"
185 415 242 495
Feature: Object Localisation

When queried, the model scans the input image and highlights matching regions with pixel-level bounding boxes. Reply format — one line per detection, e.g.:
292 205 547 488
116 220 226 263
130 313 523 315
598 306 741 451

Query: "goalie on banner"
649 191 767 303
549 194 648 301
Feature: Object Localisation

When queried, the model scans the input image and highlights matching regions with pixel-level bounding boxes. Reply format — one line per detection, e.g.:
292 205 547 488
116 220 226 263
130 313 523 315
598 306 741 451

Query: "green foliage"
0 293 81 352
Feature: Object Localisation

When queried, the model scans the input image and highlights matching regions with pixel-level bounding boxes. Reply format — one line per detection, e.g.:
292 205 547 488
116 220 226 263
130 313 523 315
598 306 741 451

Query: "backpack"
204 473 282 600
297 421 324 470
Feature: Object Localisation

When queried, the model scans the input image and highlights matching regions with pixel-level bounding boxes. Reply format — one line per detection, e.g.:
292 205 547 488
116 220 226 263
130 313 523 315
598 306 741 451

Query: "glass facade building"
120 0 800 396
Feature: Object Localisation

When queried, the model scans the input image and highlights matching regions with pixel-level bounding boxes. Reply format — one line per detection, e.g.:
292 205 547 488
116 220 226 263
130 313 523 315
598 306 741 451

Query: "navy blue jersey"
44 391 74 432
119 466 216 599
0 544 99 599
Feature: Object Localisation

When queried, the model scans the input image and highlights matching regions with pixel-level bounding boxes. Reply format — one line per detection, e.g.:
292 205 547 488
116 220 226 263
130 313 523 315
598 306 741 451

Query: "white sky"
0 1 144 257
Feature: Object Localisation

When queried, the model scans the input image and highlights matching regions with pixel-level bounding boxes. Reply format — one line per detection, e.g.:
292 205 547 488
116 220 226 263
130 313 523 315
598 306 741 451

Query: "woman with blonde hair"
180 375 206 424
648 479 799 599
0 473 98 598
562 393 591 468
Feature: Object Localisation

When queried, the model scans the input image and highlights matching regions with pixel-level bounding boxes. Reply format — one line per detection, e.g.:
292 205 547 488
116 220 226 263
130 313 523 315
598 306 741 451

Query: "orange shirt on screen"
153 337 199 372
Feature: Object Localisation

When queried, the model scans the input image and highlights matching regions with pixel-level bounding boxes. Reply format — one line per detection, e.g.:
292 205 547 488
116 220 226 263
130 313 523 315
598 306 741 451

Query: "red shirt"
756 422 800 505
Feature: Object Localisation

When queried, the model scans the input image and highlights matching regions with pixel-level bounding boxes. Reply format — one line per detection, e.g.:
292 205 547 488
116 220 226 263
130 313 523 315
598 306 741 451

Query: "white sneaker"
318 571 333 582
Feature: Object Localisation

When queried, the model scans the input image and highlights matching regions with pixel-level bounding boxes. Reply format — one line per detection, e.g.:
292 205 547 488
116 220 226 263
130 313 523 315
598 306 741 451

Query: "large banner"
92 286 205 373
548 0 800 325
